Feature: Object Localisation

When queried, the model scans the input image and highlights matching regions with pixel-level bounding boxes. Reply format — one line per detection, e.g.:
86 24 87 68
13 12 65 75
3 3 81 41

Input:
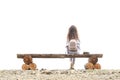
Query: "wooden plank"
17 53 103 58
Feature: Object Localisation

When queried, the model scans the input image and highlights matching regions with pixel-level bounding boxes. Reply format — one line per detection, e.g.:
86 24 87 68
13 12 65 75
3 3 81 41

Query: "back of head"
67 25 79 41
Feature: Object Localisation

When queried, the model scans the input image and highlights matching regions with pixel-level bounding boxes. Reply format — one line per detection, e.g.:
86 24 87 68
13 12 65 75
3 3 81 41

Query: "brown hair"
67 25 79 41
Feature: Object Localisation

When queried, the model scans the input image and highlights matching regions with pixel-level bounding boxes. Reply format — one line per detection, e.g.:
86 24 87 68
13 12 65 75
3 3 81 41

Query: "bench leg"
84 55 101 70
22 55 37 70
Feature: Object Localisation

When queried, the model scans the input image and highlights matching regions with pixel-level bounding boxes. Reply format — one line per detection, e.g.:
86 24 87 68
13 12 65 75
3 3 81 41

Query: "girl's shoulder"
76 39 80 42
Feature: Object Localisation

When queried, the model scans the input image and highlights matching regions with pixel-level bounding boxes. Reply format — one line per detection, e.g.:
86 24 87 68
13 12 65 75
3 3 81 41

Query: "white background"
0 0 120 70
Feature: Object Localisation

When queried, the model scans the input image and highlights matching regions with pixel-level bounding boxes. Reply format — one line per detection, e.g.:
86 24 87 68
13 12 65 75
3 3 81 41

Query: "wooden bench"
17 53 103 69
17 53 103 58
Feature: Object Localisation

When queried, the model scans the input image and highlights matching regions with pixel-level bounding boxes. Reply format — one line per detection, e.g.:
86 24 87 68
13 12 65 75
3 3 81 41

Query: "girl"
66 25 80 69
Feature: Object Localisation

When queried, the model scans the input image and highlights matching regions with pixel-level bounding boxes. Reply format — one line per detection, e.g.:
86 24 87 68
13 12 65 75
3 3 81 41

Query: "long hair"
67 25 79 41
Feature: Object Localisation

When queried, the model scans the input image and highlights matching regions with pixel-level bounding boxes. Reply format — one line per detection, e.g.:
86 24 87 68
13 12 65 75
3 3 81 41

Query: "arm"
66 41 69 54
77 40 80 50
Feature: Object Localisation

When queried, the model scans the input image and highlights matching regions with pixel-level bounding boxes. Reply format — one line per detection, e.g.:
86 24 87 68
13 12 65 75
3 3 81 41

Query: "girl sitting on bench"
66 25 80 69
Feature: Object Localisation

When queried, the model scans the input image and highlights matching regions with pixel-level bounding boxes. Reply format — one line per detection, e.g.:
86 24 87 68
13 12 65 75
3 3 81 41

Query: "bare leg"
70 58 75 69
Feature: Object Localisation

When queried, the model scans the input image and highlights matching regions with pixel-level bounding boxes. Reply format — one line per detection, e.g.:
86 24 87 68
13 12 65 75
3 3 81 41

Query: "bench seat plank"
17 53 103 58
